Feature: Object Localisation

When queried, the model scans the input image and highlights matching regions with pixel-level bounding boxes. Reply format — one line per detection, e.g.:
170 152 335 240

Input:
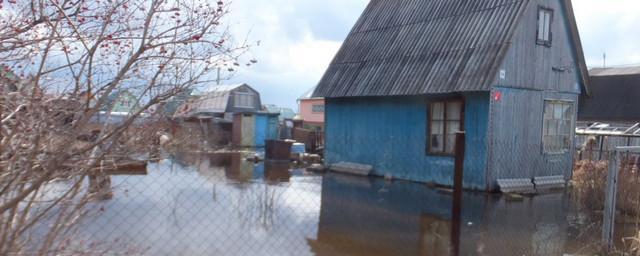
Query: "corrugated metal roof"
314 0 529 98
589 66 640 77
189 84 254 114
191 84 246 96
578 73 640 122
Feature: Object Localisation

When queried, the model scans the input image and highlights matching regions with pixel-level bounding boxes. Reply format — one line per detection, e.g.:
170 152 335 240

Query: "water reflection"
75 154 605 255
309 173 593 256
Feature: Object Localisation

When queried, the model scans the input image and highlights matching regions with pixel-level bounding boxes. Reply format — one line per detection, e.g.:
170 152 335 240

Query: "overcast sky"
223 0 640 110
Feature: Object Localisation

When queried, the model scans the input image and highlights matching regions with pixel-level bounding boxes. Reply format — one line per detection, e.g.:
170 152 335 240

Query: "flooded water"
71 152 625 255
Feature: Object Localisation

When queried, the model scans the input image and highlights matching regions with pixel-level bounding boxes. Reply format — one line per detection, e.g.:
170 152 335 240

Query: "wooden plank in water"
330 162 373 176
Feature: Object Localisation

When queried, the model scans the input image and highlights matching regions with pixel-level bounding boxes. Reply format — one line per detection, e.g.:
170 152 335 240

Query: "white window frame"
537 7 553 47
234 92 255 108
311 104 325 113
542 99 574 154
428 99 464 156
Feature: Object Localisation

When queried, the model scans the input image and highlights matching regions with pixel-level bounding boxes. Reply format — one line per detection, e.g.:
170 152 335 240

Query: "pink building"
298 86 325 129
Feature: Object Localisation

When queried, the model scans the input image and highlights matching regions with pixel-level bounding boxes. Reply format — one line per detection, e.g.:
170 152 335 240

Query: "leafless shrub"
0 0 252 254
573 158 640 217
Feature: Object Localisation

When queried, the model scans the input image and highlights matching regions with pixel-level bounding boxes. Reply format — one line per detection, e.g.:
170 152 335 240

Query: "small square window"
312 104 325 113
537 7 553 46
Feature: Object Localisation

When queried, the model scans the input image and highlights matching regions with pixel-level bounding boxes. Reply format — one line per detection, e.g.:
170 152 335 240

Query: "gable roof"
578 68 640 122
191 84 248 96
313 0 589 98
188 83 259 114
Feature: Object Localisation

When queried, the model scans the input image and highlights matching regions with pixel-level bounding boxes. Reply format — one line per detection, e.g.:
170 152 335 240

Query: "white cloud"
219 0 367 109
573 0 640 67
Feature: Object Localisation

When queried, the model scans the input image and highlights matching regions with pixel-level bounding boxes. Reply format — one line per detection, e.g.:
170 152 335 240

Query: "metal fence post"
451 131 465 256
603 150 619 251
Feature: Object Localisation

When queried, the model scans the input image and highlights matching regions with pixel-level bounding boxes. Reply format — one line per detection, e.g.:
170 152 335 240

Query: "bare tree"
0 0 253 254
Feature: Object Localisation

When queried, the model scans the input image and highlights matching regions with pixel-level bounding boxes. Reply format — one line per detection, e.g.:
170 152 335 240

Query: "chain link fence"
16 142 620 256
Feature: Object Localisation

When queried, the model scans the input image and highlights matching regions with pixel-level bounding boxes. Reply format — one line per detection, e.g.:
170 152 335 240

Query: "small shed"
232 112 280 147
314 0 590 191
579 67 640 124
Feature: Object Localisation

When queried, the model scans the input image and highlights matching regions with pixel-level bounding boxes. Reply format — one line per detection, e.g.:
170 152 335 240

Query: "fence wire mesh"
12 135 621 256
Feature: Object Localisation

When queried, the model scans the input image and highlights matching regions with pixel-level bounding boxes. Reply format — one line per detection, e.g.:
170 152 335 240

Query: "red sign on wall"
493 91 502 102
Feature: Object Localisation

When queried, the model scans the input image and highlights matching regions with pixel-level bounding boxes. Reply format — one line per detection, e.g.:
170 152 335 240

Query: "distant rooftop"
589 66 640 77
191 84 247 96
579 67 640 122
298 86 321 100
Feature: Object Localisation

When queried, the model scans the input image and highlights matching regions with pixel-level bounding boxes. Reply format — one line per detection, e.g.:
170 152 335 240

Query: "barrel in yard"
265 140 293 161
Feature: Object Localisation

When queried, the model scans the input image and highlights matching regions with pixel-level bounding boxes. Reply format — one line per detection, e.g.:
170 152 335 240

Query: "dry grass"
572 159 640 217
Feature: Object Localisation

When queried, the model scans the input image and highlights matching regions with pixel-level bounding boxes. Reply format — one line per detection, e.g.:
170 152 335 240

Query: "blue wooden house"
313 0 590 191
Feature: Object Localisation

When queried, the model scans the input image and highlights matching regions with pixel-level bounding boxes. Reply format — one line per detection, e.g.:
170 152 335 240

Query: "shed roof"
589 66 640 77
191 84 246 96
313 0 589 98
578 69 640 122
190 83 257 114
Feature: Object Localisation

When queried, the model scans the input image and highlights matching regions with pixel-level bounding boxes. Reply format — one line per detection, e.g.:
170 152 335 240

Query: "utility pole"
216 67 221 85
603 52 607 68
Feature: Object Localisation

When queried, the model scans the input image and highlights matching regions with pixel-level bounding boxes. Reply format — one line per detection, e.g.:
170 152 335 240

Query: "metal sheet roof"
589 66 640 77
578 73 640 122
314 0 529 98
313 0 590 98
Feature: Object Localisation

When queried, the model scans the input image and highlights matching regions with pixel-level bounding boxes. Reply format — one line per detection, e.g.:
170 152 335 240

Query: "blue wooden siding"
487 87 578 189
255 115 267 147
325 93 490 189
254 114 279 147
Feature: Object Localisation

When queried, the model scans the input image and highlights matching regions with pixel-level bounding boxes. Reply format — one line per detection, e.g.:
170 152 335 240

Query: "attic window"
428 100 464 155
234 92 254 108
537 7 553 46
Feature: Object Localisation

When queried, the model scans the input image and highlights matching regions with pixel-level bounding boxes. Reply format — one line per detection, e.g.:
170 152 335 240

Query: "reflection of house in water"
309 174 585 255
179 153 292 185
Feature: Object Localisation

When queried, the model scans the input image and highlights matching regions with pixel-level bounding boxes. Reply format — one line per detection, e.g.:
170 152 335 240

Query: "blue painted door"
255 115 268 147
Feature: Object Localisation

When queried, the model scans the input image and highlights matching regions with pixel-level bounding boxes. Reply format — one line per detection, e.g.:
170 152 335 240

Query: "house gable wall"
225 85 262 113
493 0 582 94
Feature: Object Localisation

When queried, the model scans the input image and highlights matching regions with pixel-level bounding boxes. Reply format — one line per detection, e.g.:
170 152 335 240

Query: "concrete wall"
324 93 489 189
